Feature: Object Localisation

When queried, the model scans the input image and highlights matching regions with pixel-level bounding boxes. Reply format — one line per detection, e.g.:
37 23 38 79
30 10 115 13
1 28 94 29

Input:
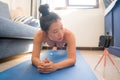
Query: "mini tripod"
94 48 119 73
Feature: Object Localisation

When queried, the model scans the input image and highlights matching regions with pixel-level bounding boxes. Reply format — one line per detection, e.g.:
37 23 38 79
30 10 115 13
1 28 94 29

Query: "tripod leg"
106 50 120 73
103 66 106 78
94 52 105 69
104 52 106 67
107 52 115 65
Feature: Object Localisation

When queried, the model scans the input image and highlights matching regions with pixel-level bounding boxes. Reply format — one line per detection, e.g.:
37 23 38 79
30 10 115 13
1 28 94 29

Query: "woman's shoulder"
35 30 46 36
34 30 47 39
64 28 75 45
33 30 48 44
64 28 75 40
64 28 74 35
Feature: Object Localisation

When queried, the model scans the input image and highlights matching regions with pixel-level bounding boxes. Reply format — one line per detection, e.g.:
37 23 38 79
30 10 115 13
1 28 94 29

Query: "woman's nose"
58 30 63 37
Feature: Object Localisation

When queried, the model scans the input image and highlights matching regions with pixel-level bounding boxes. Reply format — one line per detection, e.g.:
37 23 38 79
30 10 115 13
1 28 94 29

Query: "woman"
32 4 76 73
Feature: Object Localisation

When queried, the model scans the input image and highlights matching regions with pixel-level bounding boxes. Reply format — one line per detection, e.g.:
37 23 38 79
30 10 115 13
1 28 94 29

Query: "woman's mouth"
58 37 63 41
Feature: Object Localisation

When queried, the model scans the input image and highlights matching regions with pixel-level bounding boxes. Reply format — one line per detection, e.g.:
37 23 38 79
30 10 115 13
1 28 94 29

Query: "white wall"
54 0 105 47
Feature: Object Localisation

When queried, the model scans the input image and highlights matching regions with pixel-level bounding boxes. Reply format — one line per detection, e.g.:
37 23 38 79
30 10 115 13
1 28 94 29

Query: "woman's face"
48 19 64 42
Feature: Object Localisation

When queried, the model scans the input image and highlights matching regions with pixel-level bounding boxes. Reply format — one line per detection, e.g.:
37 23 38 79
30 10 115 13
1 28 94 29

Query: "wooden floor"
0 50 120 80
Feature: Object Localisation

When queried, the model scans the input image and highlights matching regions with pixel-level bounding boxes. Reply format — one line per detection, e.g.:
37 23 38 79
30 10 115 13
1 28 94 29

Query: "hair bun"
39 4 49 16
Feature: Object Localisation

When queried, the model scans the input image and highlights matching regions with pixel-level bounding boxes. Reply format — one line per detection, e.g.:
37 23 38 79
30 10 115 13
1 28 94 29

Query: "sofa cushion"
14 16 40 28
0 17 39 39
0 1 11 19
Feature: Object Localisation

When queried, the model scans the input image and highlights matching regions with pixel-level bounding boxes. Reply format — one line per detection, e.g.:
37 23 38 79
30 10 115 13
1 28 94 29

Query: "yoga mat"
0 50 97 80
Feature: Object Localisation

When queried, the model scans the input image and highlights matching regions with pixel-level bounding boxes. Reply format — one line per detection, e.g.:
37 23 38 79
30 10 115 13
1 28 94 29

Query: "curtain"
31 0 40 19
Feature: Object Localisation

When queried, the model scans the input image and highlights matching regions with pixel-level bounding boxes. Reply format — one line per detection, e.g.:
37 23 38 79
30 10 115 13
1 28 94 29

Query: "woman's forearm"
55 58 76 70
31 57 41 67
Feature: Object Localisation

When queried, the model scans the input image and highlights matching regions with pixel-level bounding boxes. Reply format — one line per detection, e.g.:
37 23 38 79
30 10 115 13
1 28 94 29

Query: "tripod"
94 48 120 73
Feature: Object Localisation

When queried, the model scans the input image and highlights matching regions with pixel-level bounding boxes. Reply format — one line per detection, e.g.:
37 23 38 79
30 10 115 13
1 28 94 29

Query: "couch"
0 1 39 59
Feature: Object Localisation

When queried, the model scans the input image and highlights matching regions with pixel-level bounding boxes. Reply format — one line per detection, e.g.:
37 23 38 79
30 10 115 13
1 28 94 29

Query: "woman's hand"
37 58 58 73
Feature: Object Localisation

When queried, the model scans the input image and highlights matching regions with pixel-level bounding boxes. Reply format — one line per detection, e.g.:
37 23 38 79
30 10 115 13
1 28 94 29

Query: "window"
40 0 99 9
67 0 99 8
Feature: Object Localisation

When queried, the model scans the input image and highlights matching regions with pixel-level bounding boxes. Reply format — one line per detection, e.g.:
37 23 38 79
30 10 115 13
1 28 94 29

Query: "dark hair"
39 4 61 32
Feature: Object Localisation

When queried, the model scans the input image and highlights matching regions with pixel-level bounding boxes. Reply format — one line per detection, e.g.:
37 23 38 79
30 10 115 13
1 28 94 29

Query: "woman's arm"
31 30 44 67
54 29 76 70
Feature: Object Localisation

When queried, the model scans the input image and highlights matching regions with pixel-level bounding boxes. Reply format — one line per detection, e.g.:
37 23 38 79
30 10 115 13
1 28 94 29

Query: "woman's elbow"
31 56 38 64
70 58 76 66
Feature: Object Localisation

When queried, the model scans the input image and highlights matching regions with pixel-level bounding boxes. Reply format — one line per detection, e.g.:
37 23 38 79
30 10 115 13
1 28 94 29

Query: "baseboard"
42 46 104 50
76 47 104 50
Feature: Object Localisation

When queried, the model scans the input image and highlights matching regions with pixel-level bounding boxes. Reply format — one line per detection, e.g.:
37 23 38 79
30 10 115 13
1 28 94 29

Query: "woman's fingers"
37 66 53 73
43 58 50 63
37 59 56 73
43 61 53 68
37 65 44 69
38 68 53 73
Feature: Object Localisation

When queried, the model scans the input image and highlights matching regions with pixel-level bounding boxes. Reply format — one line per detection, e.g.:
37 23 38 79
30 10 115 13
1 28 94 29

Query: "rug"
0 50 97 80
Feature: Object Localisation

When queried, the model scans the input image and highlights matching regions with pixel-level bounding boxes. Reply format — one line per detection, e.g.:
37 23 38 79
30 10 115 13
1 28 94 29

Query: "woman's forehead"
49 20 62 30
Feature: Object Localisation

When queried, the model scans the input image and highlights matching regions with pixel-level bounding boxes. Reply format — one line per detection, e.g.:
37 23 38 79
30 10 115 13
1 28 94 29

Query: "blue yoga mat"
0 50 97 80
